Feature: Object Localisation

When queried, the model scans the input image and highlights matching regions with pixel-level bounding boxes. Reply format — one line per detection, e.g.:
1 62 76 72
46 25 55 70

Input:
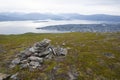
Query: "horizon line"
0 12 120 16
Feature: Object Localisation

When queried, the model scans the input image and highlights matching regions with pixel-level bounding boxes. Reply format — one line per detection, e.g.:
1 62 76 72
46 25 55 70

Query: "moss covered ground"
0 32 120 80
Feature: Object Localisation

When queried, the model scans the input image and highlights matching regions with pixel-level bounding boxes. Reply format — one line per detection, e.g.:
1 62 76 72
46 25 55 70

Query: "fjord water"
0 20 118 34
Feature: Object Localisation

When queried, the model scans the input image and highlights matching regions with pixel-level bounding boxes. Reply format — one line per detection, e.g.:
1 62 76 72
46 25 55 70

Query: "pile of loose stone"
10 39 67 70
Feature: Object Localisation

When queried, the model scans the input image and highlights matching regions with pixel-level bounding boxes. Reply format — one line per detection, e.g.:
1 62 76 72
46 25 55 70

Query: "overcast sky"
0 0 120 15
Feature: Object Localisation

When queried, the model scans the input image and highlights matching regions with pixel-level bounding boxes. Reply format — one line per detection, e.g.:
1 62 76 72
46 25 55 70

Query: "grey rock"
45 53 53 59
49 47 57 56
0 73 10 80
29 61 41 68
12 58 20 65
38 50 51 57
103 53 115 58
20 60 28 64
10 58 21 68
18 51 27 60
20 63 29 69
29 47 36 53
28 56 43 63
10 72 19 80
31 39 51 51
34 53 39 56
54 47 67 56
68 71 79 80
60 48 67 56
24 51 32 57
29 46 46 53
39 39 51 47
68 72 76 80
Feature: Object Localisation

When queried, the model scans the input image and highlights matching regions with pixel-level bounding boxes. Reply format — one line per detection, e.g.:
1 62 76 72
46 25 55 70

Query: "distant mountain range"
0 12 120 21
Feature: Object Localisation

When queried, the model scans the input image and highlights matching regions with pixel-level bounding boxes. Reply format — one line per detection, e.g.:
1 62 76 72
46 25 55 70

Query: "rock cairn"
10 39 67 70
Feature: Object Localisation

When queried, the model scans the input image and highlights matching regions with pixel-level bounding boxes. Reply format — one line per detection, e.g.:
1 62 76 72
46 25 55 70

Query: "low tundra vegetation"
0 32 120 80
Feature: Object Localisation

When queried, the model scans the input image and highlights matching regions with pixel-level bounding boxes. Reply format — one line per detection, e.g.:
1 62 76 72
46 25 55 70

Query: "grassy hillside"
0 32 120 80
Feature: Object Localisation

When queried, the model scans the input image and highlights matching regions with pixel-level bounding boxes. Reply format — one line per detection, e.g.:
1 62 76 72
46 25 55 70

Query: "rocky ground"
1 39 68 80
0 32 120 80
10 39 67 70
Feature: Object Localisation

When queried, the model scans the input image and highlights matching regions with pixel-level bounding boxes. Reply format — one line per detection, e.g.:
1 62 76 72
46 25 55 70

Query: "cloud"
0 0 119 15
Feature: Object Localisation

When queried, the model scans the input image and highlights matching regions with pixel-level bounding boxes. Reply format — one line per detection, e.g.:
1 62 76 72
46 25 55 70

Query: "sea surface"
0 20 119 34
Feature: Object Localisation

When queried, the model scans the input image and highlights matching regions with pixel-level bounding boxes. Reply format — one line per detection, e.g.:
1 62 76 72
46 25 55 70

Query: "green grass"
0 32 120 80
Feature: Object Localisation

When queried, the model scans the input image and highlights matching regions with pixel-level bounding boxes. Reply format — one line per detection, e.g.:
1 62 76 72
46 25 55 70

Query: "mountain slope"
0 12 120 21
38 24 120 32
